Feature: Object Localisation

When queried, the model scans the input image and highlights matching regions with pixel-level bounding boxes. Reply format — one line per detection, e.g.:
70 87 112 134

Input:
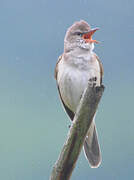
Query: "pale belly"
57 64 100 113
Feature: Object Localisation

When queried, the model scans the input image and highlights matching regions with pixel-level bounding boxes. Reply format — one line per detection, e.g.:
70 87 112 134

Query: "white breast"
57 55 100 113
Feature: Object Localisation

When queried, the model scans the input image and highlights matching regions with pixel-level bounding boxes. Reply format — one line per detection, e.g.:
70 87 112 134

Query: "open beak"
82 28 99 44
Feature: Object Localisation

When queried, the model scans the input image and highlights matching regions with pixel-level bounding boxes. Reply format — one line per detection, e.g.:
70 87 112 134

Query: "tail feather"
83 121 101 168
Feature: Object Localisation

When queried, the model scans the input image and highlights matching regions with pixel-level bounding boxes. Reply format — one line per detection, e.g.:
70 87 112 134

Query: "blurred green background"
0 0 134 179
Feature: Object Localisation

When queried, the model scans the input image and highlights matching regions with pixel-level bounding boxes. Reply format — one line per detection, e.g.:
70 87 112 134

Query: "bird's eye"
76 32 82 36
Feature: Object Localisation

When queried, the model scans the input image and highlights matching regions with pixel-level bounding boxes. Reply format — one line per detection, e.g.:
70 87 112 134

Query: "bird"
55 20 104 168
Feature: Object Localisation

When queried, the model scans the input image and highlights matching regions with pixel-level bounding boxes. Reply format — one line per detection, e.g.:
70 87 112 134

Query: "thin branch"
50 83 105 180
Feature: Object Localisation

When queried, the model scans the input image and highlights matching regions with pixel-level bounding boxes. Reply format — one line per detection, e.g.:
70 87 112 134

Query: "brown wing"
93 53 104 84
54 55 62 80
55 55 75 121
57 85 75 121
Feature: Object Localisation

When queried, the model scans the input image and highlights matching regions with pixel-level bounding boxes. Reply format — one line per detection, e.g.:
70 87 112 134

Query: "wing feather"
93 53 104 84
55 54 75 121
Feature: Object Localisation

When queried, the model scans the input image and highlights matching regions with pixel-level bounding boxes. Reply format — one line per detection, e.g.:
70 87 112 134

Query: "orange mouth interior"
82 28 99 44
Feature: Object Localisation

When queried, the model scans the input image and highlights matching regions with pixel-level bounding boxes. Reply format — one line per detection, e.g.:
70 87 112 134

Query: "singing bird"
55 20 104 168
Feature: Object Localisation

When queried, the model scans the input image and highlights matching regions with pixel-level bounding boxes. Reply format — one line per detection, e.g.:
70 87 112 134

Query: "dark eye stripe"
77 32 82 36
74 32 83 36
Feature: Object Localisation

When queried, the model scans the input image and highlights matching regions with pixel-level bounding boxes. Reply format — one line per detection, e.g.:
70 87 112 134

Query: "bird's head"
64 20 99 53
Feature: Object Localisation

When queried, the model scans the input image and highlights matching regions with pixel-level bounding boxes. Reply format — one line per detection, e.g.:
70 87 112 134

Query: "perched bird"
55 20 104 168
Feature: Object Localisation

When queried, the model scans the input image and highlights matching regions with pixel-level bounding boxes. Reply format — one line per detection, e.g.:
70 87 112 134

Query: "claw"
88 77 97 87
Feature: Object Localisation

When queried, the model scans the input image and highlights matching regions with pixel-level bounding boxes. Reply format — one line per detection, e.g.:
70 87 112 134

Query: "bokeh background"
0 0 134 179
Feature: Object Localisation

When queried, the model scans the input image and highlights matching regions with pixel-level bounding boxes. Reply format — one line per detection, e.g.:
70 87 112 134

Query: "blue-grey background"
0 0 134 180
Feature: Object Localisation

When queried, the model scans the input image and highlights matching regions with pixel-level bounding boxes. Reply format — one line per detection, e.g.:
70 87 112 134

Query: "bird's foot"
88 77 97 87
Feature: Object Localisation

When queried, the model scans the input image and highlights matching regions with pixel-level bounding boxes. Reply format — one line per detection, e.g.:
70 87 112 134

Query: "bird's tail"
83 120 101 168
